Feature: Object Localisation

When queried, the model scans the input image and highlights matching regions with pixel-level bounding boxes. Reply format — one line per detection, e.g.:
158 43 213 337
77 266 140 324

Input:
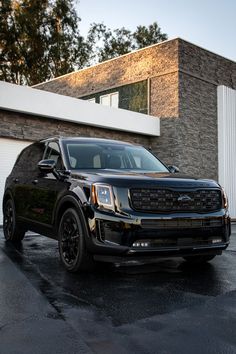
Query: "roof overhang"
0 81 160 136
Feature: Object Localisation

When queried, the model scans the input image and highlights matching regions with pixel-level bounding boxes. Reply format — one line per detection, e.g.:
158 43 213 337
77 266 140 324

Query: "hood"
70 169 220 189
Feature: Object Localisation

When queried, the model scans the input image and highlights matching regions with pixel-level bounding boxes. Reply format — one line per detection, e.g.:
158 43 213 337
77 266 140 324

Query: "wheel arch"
54 194 90 241
2 189 14 209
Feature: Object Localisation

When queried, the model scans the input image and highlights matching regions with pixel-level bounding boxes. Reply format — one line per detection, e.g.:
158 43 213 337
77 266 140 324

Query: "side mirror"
38 159 56 173
168 165 180 173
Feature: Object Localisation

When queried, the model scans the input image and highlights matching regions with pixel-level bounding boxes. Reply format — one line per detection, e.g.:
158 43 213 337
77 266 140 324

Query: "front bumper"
86 209 231 258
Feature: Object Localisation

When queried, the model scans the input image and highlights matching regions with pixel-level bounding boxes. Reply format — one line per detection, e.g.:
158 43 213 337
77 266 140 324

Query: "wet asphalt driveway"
0 225 236 354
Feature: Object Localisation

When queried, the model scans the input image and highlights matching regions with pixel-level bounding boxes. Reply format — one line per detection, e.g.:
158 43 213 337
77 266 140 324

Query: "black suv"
3 137 231 272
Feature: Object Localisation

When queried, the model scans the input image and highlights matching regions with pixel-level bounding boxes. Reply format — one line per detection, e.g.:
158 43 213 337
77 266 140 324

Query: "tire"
58 208 95 272
183 255 216 264
3 198 26 242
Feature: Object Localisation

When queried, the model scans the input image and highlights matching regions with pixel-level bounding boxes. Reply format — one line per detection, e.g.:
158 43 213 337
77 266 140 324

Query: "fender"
54 193 93 244
55 193 83 224
2 189 14 209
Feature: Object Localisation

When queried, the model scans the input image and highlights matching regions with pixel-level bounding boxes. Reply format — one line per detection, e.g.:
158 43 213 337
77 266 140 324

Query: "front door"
28 141 68 226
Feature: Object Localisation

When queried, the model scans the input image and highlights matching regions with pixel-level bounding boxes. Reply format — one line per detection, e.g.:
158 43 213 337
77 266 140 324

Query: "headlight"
91 184 115 211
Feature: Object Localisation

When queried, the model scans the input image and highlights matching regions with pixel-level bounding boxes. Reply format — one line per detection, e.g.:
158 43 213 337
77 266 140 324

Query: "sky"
77 0 236 61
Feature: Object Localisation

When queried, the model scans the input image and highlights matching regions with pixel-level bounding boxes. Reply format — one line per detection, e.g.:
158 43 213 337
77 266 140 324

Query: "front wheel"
3 198 26 242
183 255 216 264
58 208 95 272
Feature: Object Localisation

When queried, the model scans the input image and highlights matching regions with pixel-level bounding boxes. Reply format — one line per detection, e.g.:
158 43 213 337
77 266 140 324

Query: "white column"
218 86 236 218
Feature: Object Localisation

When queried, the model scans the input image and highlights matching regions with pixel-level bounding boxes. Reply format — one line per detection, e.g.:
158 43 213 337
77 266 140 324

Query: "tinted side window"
12 142 45 174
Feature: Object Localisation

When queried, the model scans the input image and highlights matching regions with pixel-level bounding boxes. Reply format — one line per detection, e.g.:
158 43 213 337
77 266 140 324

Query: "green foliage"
0 0 88 85
0 1 168 84
134 22 168 48
87 21 168 63
87 23 133 63
47 0 88 78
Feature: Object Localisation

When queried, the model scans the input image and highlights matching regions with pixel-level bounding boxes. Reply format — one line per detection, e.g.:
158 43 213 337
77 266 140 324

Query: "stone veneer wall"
35 39 180 119
177 40 236 179
0 110 150 147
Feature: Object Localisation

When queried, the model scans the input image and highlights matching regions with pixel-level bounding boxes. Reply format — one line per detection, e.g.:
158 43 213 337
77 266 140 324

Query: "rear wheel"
183 255 216 264
58 208 94 272
3 198 25 242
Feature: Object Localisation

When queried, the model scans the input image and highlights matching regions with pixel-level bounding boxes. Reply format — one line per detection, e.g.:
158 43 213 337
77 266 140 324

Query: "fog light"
133 242 140 247
212 238 222 244
132 241 149 248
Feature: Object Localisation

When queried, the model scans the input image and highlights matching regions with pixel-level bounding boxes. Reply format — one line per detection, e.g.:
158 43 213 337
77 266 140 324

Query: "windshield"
63 141 169 172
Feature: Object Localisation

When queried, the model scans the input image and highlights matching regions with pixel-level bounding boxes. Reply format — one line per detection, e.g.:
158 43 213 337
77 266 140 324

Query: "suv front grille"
130 189 222 213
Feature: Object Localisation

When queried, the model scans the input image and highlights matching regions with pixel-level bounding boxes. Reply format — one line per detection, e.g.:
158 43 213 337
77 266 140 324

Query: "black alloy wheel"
58 208 94 272
3 198 25 242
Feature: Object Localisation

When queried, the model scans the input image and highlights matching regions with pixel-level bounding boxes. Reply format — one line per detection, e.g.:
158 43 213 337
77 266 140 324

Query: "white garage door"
0 138 31 225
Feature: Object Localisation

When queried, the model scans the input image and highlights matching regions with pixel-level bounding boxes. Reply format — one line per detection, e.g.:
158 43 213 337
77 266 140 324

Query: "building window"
82 80 148 114
88 98 96 103
100 92 119 108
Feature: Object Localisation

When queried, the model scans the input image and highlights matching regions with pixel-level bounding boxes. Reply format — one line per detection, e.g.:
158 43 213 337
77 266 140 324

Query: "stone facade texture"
177 40 236 179
0 110 150 147
35 39 180 119
2 38 236 180
179 40 236 88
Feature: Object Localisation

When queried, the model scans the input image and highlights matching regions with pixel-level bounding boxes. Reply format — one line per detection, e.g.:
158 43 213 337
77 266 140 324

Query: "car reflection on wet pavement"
0 225 236 354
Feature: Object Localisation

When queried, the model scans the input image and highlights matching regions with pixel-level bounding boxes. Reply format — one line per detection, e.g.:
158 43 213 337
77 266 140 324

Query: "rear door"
10 142 45 220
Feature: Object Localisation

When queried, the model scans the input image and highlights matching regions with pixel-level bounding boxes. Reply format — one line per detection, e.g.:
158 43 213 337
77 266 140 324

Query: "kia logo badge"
178 195 192 203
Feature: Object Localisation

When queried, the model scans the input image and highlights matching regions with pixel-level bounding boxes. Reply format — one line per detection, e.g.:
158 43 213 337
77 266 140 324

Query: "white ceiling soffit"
0 81 160 136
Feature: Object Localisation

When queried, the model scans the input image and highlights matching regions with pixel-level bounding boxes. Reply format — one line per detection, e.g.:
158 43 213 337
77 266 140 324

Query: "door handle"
32 179 38 185
14 178 19 183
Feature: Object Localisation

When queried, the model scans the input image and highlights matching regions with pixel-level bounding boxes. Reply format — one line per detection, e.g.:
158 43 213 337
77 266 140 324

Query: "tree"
86 23 133 63
0 0 88 85
87 21 168 64
0 1 168 84
47 0 88 78
134 22 168 48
